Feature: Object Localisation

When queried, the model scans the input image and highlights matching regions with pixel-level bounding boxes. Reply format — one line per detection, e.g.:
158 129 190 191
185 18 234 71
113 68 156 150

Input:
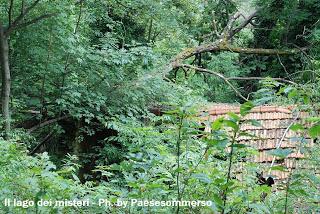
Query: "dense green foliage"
0 0 319 213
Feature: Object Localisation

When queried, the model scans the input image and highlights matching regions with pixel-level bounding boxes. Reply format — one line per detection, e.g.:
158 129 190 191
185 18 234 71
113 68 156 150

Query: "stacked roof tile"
202 104 312 180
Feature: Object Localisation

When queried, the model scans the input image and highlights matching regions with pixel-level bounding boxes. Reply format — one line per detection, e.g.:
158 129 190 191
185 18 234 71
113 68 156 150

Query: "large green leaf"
240 101 254 116
309 124 320 138
268 148 293 159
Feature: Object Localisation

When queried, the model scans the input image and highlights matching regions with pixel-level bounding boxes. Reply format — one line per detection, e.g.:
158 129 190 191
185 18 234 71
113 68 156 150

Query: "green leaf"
303 94 310 104
283 86 293 94
254 96 274 105
223 120 239 131
288 89 298 99
270 165 286 171
147 183 163 188
305 117 320 123
211 117 224 130
309 124 320 138
290 124 304 131
227 112 240 122
212 194 223 207
248 119 262 127
230 143 247 148
207 139 229 149
221 180 235 190
240 101 254 116
239 131 257 138
268 148 293 159
289 136 305 143
192 173 212 184
289 188 309 196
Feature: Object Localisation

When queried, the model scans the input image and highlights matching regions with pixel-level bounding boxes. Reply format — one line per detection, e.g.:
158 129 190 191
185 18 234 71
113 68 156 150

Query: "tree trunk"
0 25 11 139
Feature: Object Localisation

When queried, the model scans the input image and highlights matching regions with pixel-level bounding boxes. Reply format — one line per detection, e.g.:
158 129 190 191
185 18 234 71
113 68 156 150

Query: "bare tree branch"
227 76 296 85
268 112 300 175
180 64 248 101
5 0 41 36
201 12 222 39
227 10 258 39
212 16 221 38
179 64 297 100
222 12 242 38
8 0 14 27
12 13 56 31
277 54 293 81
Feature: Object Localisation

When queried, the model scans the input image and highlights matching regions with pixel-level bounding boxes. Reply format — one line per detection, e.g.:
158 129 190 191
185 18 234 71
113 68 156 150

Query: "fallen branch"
29 130 55 155
28 115 68 133
132 10 304 98
180 64 297 101
172 44 301 69
180 64 248 101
